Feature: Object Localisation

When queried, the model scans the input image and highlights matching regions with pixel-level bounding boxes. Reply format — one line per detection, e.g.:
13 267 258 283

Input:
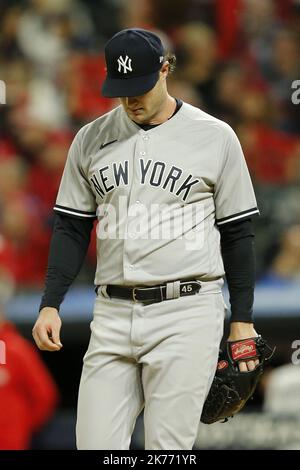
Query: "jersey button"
143 135 149 141
140 151 146 156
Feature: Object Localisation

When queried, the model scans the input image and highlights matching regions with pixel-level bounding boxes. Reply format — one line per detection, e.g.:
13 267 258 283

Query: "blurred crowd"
1 0 300 291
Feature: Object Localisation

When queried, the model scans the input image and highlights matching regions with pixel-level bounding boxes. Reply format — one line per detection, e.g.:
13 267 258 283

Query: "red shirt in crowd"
0 321 59 449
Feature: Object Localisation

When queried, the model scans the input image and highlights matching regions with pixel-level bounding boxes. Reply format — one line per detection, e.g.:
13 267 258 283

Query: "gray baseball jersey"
54 101 259 286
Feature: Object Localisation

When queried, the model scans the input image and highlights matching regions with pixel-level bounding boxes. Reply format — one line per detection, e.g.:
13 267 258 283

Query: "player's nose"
126 97 139 107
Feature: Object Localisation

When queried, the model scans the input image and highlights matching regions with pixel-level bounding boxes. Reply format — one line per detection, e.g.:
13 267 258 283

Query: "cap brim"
101 70 159 98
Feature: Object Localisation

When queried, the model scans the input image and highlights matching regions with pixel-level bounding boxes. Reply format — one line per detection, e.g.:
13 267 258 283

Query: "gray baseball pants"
76 279 226 450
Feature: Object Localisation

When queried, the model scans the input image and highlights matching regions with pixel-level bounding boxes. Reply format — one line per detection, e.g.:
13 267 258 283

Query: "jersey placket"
123 130 150 284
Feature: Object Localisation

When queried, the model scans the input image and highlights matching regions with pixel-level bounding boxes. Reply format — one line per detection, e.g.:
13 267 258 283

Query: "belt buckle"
132 287 138 302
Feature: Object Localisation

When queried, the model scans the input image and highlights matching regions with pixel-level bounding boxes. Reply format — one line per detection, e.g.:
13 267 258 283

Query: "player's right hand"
32 307 63 351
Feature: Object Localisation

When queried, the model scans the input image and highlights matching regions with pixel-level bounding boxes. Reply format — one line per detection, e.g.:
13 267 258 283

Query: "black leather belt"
95 280 201 304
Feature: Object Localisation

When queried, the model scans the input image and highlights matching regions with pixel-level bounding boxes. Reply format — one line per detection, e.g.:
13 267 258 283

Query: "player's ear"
160 61 170 80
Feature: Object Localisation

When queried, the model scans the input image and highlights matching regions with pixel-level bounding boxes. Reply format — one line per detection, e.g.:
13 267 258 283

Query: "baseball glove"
200 336 275 424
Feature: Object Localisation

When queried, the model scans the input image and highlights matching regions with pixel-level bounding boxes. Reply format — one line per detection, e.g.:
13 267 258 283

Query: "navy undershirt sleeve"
219 218 256 323
39 213 94 313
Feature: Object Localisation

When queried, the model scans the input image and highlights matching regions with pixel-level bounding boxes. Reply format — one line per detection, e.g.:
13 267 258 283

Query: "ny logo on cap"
117 55 132 74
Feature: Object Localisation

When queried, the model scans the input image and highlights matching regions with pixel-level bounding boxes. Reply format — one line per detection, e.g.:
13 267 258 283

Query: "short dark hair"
164 52 177 74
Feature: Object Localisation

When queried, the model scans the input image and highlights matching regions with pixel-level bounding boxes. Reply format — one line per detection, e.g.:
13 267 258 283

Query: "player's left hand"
227 322 260 372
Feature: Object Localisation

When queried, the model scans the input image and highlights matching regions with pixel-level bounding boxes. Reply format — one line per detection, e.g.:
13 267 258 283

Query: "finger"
32 327 47 350
32 328 43 349
50 326 63 348
254 359 260 367
238 361 248 372
246 360 256 371
34 326 61 351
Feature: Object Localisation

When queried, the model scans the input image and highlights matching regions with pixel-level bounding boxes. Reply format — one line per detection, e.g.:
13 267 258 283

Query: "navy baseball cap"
102 28 165 98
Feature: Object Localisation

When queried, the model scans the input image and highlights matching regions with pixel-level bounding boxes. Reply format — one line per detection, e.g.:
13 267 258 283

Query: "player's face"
119 63 169 125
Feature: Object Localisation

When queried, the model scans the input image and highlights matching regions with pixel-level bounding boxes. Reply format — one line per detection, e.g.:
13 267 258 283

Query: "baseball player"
32 28 260 450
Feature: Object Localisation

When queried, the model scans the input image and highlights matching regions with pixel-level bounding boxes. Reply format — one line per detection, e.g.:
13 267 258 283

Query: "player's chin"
128 109 146 122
